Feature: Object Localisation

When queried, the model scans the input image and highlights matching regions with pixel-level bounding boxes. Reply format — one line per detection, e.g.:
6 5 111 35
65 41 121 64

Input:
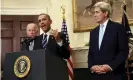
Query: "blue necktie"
99 25 104 49
42 34 47 48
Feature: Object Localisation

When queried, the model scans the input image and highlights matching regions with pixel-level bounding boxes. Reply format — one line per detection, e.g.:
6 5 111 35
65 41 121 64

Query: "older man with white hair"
88 1 129 80
21 23 38 51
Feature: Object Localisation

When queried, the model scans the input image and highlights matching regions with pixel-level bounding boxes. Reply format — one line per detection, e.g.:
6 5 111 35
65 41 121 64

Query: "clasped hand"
91 64 112 74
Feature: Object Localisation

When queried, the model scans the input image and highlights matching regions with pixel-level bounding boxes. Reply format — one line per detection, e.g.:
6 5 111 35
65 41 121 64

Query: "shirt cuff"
57 40 63 46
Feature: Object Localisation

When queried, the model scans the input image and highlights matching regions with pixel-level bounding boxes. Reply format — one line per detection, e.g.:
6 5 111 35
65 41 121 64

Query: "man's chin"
42 29 49 33
29 35 34 37
96 21 100 23
41 28 47 31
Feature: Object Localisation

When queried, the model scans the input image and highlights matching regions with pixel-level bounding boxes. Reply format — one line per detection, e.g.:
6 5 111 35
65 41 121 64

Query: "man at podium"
3 14 70 80
33 13 70 59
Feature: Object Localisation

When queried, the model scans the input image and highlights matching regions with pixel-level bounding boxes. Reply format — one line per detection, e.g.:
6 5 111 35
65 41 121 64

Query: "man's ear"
50 19 52 24
105 11 108 17
48 19 52 24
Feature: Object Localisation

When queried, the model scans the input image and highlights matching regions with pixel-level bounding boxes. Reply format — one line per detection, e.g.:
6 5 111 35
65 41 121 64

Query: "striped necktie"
42 34 47 48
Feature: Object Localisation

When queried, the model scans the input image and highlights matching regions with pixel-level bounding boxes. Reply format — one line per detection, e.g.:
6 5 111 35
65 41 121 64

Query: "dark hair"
39 13 51 20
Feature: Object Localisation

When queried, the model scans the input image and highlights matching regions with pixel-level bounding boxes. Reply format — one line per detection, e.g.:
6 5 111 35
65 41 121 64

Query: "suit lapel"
100 20 112 50
95 26 100 51
33 34 43 49
46 35 55 47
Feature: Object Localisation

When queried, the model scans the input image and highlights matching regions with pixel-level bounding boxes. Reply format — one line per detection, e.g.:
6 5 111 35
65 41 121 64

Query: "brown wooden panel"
1 15 38 21
1 21 13 30
20 30 27 37
13 37 20 52
1 38 13 69
20 21 34 30
1 30 14 37
15 15 37 21
1 16 14 21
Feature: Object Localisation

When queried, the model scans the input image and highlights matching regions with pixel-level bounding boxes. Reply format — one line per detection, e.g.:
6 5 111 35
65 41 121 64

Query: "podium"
3 49 69 80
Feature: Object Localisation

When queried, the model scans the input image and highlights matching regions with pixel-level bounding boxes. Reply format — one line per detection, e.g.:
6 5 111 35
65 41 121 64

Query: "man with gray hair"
88 1 129 80
26 23 38 38
21 23 38 51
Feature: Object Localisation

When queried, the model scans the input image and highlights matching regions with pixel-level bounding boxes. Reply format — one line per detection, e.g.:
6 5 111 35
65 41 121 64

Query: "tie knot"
43 34 47 39
100 24 104 28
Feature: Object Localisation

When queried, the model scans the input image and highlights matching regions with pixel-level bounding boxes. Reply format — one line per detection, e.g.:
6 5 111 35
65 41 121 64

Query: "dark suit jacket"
88 20 129 77
33 32 70 59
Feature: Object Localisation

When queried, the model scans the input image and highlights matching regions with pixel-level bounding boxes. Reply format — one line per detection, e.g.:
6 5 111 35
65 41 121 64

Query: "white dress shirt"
29 40 34 51
99 19 109 35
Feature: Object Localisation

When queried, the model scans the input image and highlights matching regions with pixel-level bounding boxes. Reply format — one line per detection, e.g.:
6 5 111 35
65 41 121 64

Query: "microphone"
26 38 34 43
21 37 35 44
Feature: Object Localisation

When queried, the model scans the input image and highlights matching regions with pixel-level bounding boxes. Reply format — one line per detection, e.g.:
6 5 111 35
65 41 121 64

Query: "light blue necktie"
99 25 104 49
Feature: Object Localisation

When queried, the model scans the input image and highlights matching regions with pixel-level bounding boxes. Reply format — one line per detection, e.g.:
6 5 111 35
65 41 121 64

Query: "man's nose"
41 21 44 24
94 13 97 17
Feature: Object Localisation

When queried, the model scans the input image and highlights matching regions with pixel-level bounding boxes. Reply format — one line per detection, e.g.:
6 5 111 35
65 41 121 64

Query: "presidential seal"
14 55 31 78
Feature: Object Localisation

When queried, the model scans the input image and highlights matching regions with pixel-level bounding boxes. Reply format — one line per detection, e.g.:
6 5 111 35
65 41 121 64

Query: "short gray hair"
26 23 38 32
94 1 112 17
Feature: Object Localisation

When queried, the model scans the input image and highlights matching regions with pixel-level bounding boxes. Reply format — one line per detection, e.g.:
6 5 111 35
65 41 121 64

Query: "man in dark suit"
88 2 129 80
33 13 70 59
21 23 38 51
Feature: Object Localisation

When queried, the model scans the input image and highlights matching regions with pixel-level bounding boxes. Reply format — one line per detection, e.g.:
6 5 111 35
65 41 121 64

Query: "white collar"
100 19 109 27
43 29 52 36
43 29 52 40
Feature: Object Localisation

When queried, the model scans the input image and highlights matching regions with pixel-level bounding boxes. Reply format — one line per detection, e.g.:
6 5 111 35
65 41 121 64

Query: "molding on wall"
72 47 89 68
1 8 47 15
72 46 89 50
